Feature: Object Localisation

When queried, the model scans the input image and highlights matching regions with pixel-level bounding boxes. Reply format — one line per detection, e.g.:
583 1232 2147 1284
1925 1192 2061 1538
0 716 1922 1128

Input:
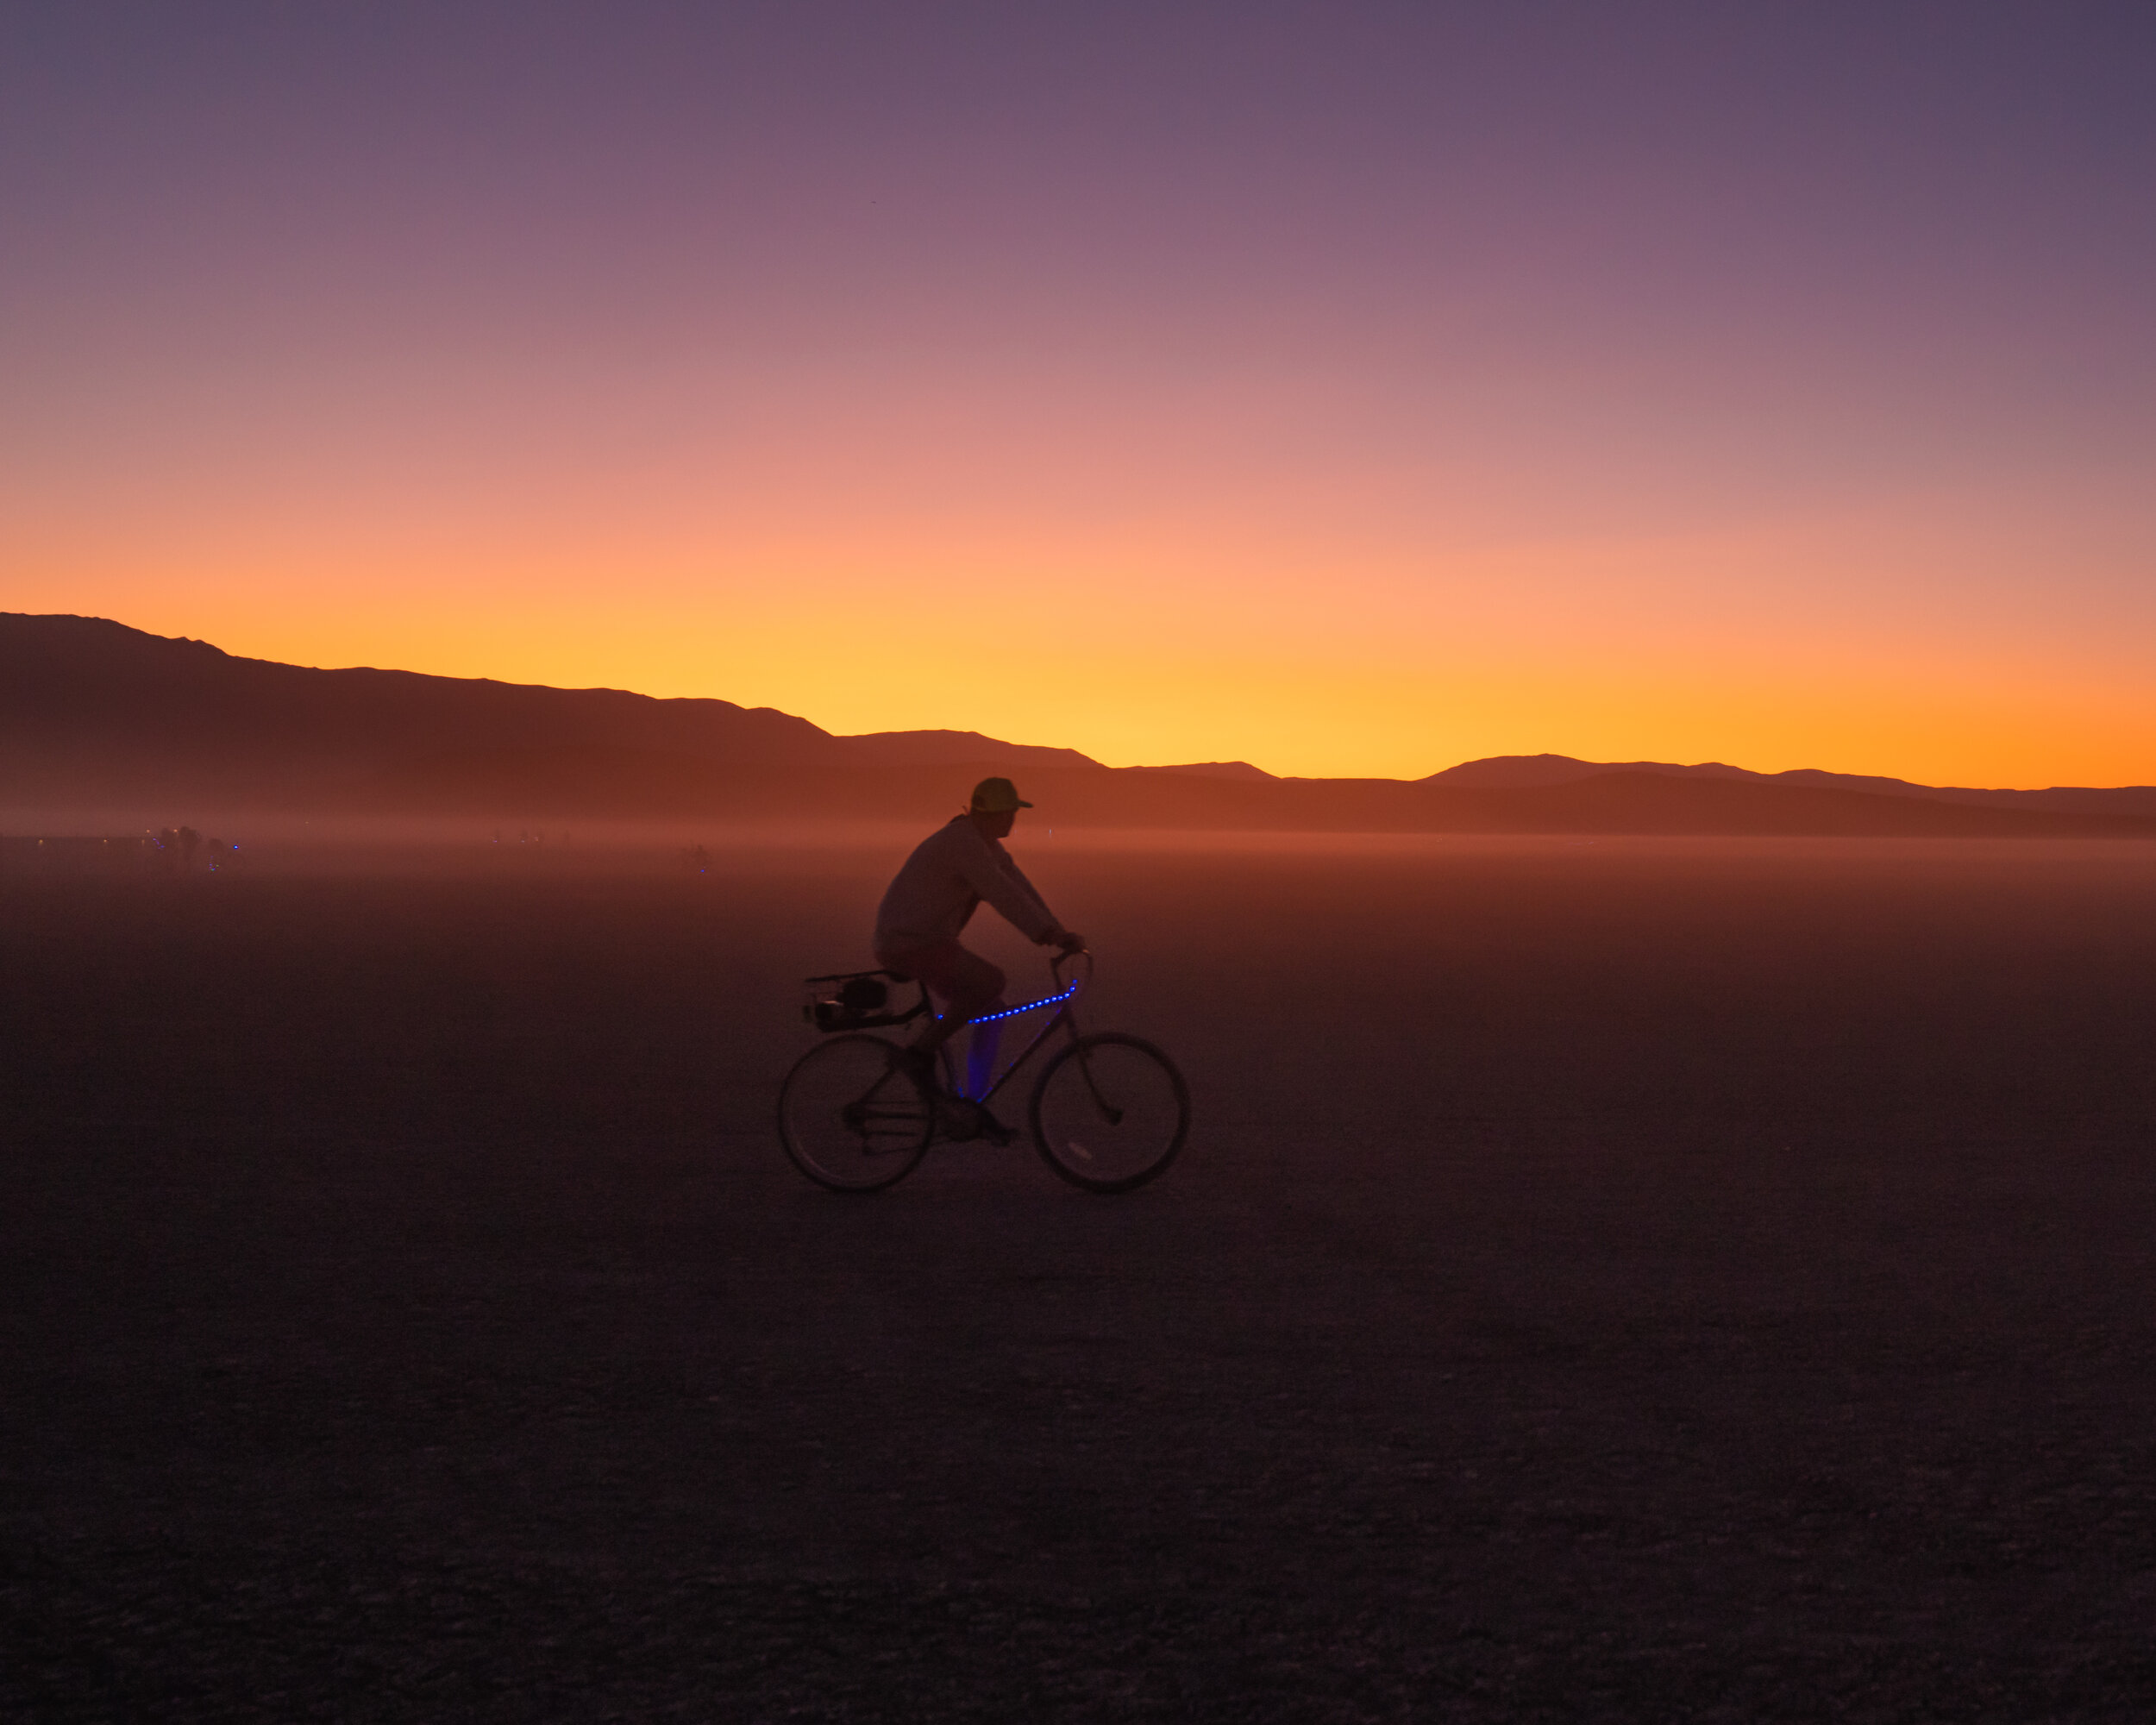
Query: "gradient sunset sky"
5 3 2153 783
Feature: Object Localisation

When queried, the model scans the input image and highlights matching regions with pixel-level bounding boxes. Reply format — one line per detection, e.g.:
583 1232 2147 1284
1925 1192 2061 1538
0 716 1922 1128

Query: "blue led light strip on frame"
967 981 1078 1026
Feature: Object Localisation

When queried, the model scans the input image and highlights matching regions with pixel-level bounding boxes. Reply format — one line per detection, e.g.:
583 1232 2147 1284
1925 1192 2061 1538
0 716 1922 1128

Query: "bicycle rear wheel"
778 1034 934 1192
1029 1032 1189 1193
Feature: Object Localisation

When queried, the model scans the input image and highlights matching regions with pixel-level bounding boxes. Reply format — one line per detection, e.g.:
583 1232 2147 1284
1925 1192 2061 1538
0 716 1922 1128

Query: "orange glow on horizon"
18 516 2154 791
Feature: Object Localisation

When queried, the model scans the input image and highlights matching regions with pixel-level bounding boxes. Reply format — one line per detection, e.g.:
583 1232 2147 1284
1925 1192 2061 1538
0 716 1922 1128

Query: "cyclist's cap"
970 776 1033 812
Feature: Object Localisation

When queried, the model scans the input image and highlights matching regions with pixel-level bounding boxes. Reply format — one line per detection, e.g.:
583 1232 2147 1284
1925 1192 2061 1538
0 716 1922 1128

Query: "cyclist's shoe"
965 1100 1018 1146
932 1098 973 1144
936 1095 1016 1146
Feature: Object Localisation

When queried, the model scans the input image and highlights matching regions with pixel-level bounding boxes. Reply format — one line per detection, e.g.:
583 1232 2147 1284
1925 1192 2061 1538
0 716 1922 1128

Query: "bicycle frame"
944 950 1092 1105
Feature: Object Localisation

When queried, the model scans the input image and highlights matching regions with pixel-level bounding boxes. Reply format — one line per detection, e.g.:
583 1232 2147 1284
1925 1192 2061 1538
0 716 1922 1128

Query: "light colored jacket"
874 817 1058 950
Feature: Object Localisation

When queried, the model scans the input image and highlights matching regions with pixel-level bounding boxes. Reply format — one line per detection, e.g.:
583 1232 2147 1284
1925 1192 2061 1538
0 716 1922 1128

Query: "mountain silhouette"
0 613 1104 806
5 614 2153 837
1423 752 2156 819
1124 762 1279 782
832 731 1100 771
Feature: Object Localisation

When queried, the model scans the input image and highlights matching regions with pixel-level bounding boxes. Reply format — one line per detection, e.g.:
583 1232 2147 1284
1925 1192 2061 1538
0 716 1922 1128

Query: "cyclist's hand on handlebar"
1051 929 1088 955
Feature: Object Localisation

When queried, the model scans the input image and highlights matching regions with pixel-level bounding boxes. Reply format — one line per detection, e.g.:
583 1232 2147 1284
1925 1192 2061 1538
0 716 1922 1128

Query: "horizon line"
8 610 2152 795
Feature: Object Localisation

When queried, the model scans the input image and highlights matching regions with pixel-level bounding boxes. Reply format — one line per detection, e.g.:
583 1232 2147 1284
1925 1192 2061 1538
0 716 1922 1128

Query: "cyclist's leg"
964 1018 1001 1101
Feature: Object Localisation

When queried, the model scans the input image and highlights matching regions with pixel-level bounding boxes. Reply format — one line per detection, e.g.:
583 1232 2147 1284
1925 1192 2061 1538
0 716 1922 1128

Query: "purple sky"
6 3 2153 780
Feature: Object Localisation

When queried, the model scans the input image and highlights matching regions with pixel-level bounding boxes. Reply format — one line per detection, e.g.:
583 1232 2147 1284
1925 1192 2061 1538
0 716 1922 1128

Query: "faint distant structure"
150 825 205 873
683 844 711 875
2 836 159 875
0 829 235 877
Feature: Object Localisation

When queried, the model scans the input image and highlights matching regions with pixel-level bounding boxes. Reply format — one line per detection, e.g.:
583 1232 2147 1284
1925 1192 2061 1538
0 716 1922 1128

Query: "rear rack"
800 969 929 1033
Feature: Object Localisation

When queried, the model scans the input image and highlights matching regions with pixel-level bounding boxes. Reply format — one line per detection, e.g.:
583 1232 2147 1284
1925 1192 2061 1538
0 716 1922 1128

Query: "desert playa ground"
5 833 2155 1718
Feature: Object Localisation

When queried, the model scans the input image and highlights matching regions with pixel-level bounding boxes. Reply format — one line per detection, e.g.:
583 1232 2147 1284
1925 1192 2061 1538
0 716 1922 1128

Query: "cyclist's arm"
955 836 1060 944
997 852 1082 950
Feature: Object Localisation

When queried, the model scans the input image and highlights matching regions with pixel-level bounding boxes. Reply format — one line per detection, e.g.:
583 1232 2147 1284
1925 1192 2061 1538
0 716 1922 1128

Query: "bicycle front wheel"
778 1034 933 1192
1029 1032 1189 1193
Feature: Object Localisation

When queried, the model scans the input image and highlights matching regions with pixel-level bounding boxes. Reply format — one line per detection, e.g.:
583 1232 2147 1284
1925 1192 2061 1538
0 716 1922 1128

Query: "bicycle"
777 951 1189 1195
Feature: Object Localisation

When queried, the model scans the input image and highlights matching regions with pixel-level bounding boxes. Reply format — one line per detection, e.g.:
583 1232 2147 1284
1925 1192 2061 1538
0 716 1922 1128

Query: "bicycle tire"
778 1034 934 1193
1028 1032 1189 1193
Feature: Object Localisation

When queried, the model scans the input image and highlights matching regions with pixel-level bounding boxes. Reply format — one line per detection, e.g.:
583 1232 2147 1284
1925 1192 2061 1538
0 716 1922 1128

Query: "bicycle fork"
1063 1019 1125 1126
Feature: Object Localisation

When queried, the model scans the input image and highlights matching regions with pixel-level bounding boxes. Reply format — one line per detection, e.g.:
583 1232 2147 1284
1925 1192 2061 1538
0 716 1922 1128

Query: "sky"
4 2 2153 784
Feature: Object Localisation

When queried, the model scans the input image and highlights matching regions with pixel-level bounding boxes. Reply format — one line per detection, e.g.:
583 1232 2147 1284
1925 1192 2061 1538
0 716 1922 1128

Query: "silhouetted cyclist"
874 776 1086 1102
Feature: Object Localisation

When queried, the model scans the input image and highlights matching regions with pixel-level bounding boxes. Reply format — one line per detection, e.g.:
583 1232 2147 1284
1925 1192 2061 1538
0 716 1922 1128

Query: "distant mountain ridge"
4 614 2153 837
1123 761 1277 782
1423 753 2156 819
835 730 1100 771
0 613 1106 799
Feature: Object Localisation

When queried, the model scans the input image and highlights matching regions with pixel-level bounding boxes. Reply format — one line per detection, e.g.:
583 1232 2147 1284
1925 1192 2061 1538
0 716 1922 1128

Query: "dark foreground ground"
4 836 2155 1721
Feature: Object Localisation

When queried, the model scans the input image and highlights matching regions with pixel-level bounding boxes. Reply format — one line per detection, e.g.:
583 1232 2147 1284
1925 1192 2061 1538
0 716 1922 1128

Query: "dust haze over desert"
8 5 2156 1719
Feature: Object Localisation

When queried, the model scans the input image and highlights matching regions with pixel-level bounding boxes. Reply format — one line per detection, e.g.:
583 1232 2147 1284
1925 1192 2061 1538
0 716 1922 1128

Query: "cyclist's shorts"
874 939 1006 1013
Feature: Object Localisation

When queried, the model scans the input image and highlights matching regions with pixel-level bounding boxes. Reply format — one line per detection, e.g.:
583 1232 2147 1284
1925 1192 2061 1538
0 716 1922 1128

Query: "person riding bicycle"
874 776 1086 1103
